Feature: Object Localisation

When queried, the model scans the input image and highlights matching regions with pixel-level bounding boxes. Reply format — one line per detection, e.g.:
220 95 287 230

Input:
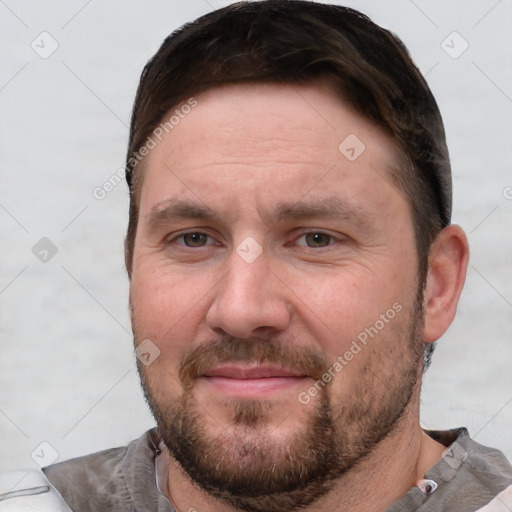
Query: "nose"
205 248 292 339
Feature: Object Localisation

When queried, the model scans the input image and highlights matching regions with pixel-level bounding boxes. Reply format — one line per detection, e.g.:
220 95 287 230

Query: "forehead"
137 81 406 219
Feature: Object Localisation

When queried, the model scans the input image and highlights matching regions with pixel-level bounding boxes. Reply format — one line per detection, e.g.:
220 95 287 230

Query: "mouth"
198 363 310 396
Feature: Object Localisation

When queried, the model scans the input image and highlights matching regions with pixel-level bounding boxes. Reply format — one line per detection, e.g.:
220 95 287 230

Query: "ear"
124 236 133 278
422 225 469 343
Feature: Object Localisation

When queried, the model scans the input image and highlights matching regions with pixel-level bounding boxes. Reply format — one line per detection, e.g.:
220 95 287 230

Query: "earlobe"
422 225 469 343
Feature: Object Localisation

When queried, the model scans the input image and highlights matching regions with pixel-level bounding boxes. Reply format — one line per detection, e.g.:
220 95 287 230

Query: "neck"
164 402 445 512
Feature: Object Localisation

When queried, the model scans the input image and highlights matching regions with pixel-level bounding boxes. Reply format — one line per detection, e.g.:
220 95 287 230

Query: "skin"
129 81 469 511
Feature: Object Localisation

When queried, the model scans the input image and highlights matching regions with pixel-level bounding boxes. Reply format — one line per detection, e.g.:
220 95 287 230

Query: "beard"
136 296 425 512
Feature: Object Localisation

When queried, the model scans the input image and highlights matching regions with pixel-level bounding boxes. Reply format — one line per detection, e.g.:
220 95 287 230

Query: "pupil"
185 233 206 246
307 233 329 247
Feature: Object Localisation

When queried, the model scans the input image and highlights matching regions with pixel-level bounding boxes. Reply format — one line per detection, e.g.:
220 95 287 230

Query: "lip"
199 364 309 396
202 363 307 379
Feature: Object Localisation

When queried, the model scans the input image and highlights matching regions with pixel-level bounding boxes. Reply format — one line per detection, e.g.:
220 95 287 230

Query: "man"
2 1 511 511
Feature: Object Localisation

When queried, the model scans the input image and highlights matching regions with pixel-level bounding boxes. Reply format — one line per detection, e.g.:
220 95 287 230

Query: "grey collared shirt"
33 427 512 512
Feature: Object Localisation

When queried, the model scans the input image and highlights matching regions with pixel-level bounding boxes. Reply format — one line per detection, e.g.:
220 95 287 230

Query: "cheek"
280 260 411 353
320 300 416 404
131 268 209 392
130 262 212 351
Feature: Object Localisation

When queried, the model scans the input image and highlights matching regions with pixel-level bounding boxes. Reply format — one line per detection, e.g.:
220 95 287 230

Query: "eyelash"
168 231 340 249
293 232 337 248
175 232 218 247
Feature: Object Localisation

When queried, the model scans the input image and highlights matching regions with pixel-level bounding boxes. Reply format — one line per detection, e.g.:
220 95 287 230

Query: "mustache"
179 336 329 390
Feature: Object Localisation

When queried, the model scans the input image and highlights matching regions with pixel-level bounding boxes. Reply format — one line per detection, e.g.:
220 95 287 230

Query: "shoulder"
0 470 72 511
42 444 129 510
41 429 162 512
475 484 512 511
434 428 512 509
456 430 512 511
448 428 512 485
389 428 512 512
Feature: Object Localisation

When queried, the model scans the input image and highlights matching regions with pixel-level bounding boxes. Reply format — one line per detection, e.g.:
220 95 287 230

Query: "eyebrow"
145 200 223 231
273 197 372 226
144 196 374 232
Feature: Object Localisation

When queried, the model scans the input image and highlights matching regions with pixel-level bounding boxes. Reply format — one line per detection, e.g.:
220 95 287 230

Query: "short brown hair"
124 0 452 286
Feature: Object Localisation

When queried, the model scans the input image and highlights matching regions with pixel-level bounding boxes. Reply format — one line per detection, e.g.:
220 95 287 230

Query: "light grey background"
0 0 511 471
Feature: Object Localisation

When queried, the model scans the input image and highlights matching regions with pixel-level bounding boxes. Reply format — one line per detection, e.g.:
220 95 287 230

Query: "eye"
180 232 211 247
297 232 335 248
162 230 222 260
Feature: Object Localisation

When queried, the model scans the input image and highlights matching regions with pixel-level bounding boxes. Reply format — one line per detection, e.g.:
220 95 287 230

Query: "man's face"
130 82 425 510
